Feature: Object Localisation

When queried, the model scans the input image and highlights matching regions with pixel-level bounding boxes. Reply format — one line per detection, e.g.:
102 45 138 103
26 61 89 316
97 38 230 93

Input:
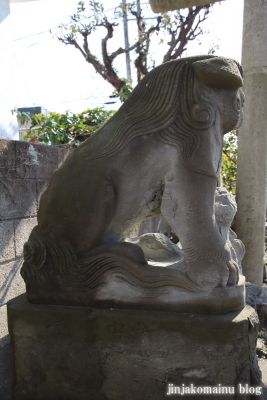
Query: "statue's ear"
192 57 243 90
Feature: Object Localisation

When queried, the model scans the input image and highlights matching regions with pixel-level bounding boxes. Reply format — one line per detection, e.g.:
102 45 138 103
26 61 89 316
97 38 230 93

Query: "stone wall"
0 139 72 399
0 139 72 307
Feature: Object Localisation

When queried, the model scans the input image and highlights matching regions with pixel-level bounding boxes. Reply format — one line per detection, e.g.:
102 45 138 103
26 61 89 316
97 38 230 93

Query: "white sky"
0 0 244 139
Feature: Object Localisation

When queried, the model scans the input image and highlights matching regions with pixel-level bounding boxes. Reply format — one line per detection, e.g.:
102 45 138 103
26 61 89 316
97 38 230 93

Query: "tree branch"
59 36 87 59
163 6 210 63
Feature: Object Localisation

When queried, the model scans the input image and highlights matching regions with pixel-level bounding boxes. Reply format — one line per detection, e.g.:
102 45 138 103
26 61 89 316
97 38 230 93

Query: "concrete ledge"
8 294 262 400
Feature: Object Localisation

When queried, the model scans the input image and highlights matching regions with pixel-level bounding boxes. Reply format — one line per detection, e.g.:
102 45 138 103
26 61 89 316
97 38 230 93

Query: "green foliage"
221 131 238 194
11 109 30 126
13 107 115 146
112 78 133 102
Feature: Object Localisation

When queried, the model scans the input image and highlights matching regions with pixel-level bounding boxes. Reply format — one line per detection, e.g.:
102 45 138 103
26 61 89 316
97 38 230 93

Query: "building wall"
0 139 72 306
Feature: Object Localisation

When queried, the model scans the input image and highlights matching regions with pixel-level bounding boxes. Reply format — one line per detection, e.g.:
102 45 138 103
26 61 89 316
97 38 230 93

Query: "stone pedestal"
8 294 262 400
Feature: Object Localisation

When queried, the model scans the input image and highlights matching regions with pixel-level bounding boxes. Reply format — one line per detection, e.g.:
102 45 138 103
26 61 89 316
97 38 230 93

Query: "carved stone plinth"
8 294 262 400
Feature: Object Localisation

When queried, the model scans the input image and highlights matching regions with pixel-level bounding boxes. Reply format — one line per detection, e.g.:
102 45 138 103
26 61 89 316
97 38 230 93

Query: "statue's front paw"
226 259 239 286
186 259 239 288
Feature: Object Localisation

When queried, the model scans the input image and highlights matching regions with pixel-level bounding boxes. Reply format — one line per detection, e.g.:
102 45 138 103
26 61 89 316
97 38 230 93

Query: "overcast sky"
0 0 244 139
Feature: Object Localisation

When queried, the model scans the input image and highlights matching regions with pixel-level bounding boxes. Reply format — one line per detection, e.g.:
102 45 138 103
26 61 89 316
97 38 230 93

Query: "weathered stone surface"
0 139 72 321
14 217 37 258
0 342 12 400
214 187 245 274
21 56 245 313
246 282 259 308
14 141 40 180
36 180 49 209
126 232 185 268
0 140 70 188
0 306 9 348
241 0 267 72
8 295 262 400
149 0 221 13
15 141 59 181
57 145 72 167
235 0 267 294
0 179 38 220
127 187 245 273
0 258 24 306
0 139 16 180
256 287 267 329
256 286 267 306
0 306 12 400
236 71 267 292
133 213 172 237
257 304 267 331
259 361 267 387
0 221 15 263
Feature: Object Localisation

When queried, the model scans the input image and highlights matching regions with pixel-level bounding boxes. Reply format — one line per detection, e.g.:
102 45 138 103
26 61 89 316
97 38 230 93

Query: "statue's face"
232 88 245 130
216 88 245 134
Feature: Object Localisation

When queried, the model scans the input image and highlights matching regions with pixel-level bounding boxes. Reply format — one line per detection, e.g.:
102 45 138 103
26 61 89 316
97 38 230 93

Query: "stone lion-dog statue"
21 55 245 313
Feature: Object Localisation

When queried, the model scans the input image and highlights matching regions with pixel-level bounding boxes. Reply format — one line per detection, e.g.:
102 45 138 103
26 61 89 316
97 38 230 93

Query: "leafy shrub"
221 131 237 194
13 107 116 146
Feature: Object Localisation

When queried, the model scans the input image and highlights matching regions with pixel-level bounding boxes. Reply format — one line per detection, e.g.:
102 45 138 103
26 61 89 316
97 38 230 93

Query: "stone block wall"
0 139 72 307
0 139 72 399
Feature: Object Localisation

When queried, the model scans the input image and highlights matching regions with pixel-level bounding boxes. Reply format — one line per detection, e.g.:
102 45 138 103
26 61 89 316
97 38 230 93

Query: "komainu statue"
21 55 246 313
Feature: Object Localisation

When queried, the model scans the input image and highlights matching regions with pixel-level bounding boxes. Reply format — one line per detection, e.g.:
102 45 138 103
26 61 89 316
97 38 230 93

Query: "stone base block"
8 294 262 400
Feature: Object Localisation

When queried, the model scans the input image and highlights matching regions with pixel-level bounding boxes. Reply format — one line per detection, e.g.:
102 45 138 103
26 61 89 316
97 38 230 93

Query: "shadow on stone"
0 338 12 400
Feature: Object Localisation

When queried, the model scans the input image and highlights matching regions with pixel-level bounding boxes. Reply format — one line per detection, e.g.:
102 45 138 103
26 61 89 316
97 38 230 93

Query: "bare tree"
55 1 211 99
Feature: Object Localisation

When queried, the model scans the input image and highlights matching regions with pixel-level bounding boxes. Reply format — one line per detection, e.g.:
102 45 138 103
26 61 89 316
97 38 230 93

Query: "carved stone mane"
79 56 242 164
